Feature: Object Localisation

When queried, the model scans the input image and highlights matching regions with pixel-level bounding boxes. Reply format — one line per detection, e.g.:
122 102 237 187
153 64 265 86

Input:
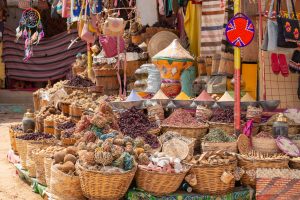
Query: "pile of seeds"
162 109 205 127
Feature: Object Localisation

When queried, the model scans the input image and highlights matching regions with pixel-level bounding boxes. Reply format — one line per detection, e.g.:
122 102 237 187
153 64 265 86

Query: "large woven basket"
33 92 41 112
201 141 237 153
260 124 300 136
209 122 234 135
60 101 71 116
26 141 47 177
33 151 48 186
44 157 53 186
76 161 136 200
70 105 83 123
161 125 208 151
190 160 237 195
44 119 54 135
237 155 289 188
15 139 29 169
135 165 190 196
50 163 85 200
252 137 281 154
9 126 17 153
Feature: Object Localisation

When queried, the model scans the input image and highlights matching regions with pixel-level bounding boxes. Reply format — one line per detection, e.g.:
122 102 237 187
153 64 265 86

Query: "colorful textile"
184 1 201 57
200 0 226 57
126 187 253 200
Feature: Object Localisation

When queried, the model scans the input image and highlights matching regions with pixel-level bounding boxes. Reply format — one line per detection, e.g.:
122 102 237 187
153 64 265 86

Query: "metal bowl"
110 100 144 110
193 100 215 107
241 101 259 111
172 100 193 108
259 100 280 111
109 101 124 110
217 101 235 108
150 99 171 107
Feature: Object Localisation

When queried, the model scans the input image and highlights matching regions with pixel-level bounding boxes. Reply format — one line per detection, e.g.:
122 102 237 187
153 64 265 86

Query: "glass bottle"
22 109 35 133
272 113 289 138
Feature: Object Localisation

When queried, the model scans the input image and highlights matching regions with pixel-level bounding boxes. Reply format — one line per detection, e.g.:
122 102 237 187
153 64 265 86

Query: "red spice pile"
162 109 205 127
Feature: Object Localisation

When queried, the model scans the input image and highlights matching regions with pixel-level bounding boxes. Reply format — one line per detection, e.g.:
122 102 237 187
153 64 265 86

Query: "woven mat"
127 187 253 200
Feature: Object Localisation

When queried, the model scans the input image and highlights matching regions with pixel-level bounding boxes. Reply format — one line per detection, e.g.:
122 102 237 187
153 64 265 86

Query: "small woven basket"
190 160 237 195
26 141 47 177
44 157 53 186
70 105 83 123
135 165 190 196
161 125 208 150
76 161 137 200
44 119 54 135
289 159 300 170
201 141 238 153
252 137 281 154
33 150 48 186
61 137 77 146
238 155 289 188
209 122 234 135
50 163 85 200
9 126 17 153
60 101 71 116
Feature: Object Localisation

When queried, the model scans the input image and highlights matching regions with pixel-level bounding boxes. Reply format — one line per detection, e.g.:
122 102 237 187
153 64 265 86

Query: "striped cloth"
200 0 226 58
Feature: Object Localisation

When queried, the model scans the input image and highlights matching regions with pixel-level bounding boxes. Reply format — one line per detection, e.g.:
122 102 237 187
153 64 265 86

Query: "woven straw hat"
162 138 189 160
148 31 179 58
152 39 194 61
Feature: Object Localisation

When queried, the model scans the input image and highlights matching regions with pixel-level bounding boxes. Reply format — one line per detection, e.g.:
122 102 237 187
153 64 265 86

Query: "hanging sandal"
278 54 289 77
271 53 280 74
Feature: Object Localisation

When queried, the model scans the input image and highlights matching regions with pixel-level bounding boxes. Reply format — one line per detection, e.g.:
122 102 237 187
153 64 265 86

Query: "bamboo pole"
234 0 241 133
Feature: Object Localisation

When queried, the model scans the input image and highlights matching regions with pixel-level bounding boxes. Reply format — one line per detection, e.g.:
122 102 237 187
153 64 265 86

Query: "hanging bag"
263 0 278 51
80 0 95 44
99 35 125 58
103 17 126 37
62 0 71 18
276 0 299 48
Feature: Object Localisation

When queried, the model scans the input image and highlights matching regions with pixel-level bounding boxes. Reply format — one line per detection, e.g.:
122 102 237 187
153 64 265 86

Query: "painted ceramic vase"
152 39 194 98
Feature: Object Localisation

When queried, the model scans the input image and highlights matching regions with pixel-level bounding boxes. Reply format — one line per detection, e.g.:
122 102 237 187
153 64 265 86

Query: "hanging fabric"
70 0 81 22
200 0 226 58
136 0 158 26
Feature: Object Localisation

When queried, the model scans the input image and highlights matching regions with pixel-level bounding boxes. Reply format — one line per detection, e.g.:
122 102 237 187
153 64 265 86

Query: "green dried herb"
204 129 236 142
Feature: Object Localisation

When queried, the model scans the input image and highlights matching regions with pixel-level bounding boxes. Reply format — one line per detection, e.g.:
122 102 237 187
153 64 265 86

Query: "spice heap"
162 109 205 128
119 107 159 148
45 114 69 123
36 106 61 119
189 151 236 166
152 89 169 100
203 129 236 143
61 91 102 111
241 93 255 102
126 90 142 101
138 152 184 173
210 108 234 123
195 90 214 101
57 121 76 130
47 80 67 95
53 147 78 175
196 105 213 122
17 132 54 140
66 76 95 88
218 91 234 102
127 43 143 53
174 92 190 100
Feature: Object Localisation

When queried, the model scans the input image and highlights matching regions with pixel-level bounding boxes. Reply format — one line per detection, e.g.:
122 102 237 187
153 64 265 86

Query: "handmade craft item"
152 39 194 98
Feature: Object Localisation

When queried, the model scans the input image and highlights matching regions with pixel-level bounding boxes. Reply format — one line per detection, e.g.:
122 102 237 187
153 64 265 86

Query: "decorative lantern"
152 39 194 98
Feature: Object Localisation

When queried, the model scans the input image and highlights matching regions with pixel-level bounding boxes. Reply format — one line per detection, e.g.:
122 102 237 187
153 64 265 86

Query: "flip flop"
278 54 289 77
271 53 280 74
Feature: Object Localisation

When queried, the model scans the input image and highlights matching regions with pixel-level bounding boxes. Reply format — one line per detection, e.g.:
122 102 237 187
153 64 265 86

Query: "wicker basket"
61 137 77 146
33 92 41 112
9 126 18 153
260 124 300 136
93 67 120 92
289 159 300 170
209 122 235 135
15 139 29 169
33 151 48 186
190 160 237 195
76 161 136 200
70 105 83 123
44 157 53 186
26 141 47 177
238 155 289 188
36 117 44 132
252 137 281 154
60 101 71 116
135 165 190 196
201 141 238 153
161 125 208 150
64 85 89 95
50 163 85 200
44 119 54 135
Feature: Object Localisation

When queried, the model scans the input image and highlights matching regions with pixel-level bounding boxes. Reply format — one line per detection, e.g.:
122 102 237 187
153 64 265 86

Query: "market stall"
4 0 300 199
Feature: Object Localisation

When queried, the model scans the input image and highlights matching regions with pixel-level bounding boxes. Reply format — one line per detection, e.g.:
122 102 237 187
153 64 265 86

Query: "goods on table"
210 108 234 123
202 129 237 153
237 151 289 188
195 90 214 101
119 107 160 148
56 121 76 130
135 152 189 196
195 105 212 122
188 151 237 195
160 131 195 157
241 93 255 102
174 91 190 100
152 89 169 100
36 106 61 132
66 76 95 88
252 132 280 154
218 92 234 102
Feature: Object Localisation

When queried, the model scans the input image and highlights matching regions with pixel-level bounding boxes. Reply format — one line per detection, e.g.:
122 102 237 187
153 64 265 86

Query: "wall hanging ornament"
16 7 44 62
225 13 255 47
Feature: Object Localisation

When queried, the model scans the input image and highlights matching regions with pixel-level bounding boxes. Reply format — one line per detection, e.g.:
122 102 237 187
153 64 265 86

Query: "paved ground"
0 113 42 200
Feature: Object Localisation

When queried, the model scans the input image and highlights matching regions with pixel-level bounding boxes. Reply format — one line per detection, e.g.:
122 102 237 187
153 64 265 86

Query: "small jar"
22 109 35 133
272 113 289 138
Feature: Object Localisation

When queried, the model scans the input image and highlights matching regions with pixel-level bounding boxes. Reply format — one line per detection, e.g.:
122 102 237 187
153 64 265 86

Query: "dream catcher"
16 7 44 62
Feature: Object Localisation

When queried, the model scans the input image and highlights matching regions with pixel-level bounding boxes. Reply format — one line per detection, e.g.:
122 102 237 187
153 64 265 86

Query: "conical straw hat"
152 39 194 61
148 31 179 58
